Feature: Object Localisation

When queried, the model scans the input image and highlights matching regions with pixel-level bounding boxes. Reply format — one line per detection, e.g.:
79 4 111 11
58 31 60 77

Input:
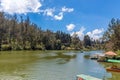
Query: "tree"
0 12 5 50
42 30 56 50
54 39 61 50
55 31 71 47
103 18 120 51
84 35 91 48
71 33 82 50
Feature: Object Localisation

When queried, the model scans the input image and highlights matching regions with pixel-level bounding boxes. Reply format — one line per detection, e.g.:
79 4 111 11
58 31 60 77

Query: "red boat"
106 66 120 72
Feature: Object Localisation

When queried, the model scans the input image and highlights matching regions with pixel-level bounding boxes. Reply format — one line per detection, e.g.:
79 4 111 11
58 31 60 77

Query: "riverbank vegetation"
0 12 119 52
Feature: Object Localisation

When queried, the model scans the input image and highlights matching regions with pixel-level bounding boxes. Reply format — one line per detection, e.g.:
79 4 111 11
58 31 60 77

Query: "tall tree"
0 12 5 50
71 33 82 50
103 18 120 51
84 35 91 48
55 31 71 47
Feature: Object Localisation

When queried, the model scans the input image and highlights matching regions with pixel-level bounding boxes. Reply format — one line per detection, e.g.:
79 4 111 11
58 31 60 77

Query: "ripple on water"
0 75 24 80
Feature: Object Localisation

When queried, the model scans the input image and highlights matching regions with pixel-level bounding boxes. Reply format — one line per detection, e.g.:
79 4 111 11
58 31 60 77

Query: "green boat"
107 59 120 63
76 74 102 80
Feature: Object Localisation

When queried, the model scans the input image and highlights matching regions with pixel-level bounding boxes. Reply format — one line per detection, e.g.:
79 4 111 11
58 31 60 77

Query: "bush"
61 45 65 50
1 44 12 51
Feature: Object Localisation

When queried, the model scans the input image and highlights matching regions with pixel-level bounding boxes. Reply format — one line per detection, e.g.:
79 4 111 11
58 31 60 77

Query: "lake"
0 50 119 80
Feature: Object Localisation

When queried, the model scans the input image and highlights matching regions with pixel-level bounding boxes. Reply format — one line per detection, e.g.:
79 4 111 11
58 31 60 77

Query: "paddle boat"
76 74 102 80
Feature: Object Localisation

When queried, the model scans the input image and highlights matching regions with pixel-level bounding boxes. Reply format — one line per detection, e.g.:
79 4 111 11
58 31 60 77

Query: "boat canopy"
107 59 120 63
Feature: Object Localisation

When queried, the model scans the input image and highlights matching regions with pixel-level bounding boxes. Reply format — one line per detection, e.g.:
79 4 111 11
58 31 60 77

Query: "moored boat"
90 54 99 60
106 66 120 72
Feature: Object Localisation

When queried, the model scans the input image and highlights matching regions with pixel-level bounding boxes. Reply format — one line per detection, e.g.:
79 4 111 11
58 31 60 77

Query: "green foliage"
1 44 11 51
71 33 82 50
84 35 91 48
54 39 61 50
103 18 120 51
61 45 66 50
56 31 71 47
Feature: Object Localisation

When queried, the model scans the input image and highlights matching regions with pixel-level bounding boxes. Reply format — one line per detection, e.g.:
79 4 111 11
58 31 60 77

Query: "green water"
0 50 119 80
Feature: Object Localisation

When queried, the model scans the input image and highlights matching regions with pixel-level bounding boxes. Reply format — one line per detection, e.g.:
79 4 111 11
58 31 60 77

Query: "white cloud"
43 8 63 20
43 8 54 17
71 26 86 40
66 24 75 31
92 29 103 35
42 6 74 20
86 28 104 40
0 0 42 14
62 6 74 12
54 12 63 20
0 1 74 21
70 26 104 40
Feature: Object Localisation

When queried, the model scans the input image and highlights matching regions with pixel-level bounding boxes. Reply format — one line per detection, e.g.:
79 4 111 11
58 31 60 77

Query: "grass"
116 50 120 56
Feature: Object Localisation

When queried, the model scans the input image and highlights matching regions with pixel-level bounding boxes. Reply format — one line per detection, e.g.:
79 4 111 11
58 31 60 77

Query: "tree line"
0 12 104 51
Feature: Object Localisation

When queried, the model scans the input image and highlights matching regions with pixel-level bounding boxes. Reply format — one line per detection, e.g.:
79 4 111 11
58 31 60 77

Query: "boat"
107 59 120 63
90 55 98 60
90 54 105 60
76 74 102 80
97 56 107 62
97 59 107 62
90 57 98 60
106 66 120 72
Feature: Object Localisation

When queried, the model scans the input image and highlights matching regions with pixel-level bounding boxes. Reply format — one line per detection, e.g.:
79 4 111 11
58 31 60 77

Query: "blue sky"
0 0 120 40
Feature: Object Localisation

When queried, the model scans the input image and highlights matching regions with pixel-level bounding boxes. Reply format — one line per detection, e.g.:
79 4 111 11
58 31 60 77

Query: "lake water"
0 50 119 80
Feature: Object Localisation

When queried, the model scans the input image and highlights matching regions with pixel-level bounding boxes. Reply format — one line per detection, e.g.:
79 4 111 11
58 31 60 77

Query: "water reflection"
41 51 76 64
99 62 120 80
0 51 77 80
0 50 119 80
0 51 40 79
